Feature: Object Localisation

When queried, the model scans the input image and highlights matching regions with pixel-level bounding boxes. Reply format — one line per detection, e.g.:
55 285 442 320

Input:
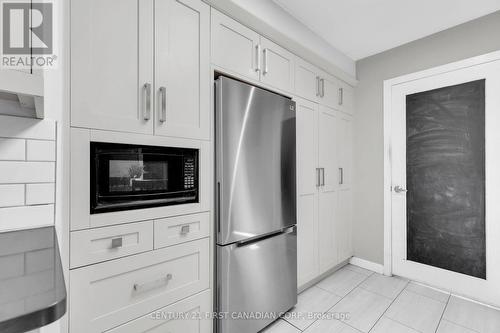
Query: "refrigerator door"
216 227 297 333
216 77 296 245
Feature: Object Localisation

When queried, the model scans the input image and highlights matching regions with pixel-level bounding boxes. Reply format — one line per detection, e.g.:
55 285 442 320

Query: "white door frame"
383 50 500 276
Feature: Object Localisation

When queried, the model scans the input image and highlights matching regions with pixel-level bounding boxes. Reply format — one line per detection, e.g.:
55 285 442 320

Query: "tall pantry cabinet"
295 72 354 288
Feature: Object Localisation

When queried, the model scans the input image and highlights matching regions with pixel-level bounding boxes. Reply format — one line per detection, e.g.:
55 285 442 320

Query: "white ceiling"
273 0 500 60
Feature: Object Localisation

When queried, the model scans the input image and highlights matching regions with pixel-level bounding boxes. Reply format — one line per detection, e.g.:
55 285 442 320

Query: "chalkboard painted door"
390 59 500 307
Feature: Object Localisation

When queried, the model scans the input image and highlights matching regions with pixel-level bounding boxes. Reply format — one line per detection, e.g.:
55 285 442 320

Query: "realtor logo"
1 1 56 68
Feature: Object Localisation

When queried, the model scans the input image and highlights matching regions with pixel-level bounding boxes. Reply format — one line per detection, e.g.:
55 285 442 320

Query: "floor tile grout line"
434 294 451 333
366 279 410 333
294 267 373 332
387 317 426 333
438 319 482 333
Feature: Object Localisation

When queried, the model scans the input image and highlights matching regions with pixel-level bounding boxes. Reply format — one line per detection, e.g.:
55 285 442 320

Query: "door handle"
263 48 269 75
255 44 261 72
316 168 321 187
339 167 344 185
159 86 166 123
338 87 344 106
142 83 151 121
320 168 325 186
394 185 407 193
320 78 325 98
316 76 320 97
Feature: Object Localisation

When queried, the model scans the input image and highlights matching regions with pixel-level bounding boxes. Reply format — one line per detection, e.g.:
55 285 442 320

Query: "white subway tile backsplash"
26 140 56 161
0 205 54 231
0 161 55 183
0 115 55 140
26 183 54 205
0 116 57 229
0 184 25 207
0 269 54 303
0 138 25 160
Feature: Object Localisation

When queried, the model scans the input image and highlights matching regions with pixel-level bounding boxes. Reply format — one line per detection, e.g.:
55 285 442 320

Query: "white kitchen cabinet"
318 105 339 274
211 9 261 81
296 98 319 287
105 290 212 333
338 82 354 115
155 0 210 140
319 73 341 110
295 58 321 102
71 0 154 134
70 238 210 333
71 0 210 139
296 97 353 288
337 114 353 262
260 37 295 92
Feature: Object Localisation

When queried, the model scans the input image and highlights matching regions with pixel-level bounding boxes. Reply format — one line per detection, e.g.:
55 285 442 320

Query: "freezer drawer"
216 76 296 245
216 227 297 333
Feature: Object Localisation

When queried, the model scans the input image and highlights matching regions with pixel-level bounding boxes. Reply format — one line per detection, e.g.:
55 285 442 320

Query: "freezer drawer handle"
180 225 190 235
133 273 173 293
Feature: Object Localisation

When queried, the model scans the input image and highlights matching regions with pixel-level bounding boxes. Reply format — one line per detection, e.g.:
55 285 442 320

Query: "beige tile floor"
261 265 500 333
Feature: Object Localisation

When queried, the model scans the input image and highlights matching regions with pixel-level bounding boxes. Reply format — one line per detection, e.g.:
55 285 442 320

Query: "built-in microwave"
90 142 199 214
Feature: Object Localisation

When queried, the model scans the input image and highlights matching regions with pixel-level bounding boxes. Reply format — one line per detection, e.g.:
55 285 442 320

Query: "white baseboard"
349 256 384 274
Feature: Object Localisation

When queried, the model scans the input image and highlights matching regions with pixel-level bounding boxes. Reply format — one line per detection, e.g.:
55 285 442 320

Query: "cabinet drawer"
154 212 210 249
70 238 210 333
105 290 211 333
70 221 153 268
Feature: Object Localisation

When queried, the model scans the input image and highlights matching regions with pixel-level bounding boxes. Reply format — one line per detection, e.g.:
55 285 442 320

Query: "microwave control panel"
184 158 196 189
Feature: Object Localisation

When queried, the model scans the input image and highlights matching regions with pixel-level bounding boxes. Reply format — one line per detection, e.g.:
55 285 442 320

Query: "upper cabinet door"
295 58 320 102
319 72 341 109
338 114 353 190
260 37 295 93
211 10 260 81
71 0 154 134
155 0 210 140
338 82 354 115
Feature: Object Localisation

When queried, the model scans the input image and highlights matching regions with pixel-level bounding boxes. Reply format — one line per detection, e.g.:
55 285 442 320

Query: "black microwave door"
90 143 199 214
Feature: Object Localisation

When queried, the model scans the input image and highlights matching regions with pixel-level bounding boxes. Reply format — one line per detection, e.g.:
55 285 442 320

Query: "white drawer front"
105 290 211 333
70 221 153 268
154 212 210 249
70 238 210 333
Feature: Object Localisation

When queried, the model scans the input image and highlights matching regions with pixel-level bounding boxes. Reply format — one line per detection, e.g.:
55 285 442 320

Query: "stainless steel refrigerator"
215 76 297 333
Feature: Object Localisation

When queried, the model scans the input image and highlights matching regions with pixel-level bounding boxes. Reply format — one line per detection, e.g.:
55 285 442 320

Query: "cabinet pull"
255 45 261 72
110 237 123 249
316 76 320 97
338 87 344 106
263 48 269 75
320 78 325 98
321 168 325 186
159 86 166 123
316 168 321 187
133 273 173 293
180 225 190 235
142 83 151 121
339 167 344 185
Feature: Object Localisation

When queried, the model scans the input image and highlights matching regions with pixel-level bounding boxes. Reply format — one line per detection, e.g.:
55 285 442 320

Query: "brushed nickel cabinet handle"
316 168 321 187
321 168 325 186
255 44 261 72
263 48 269 74
143 83 151 121
339 167 344 185
110 237 123 249
338 87 344 106
133 273 173 292
180 225 190 235
316 76 320 97
159 86 166 123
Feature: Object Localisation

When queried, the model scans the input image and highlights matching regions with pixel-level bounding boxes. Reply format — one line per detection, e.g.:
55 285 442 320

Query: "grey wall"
353 11 500 265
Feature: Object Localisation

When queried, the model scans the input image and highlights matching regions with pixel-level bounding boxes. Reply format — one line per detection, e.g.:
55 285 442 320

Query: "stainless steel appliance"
215 76 297 333
91 142 198 214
